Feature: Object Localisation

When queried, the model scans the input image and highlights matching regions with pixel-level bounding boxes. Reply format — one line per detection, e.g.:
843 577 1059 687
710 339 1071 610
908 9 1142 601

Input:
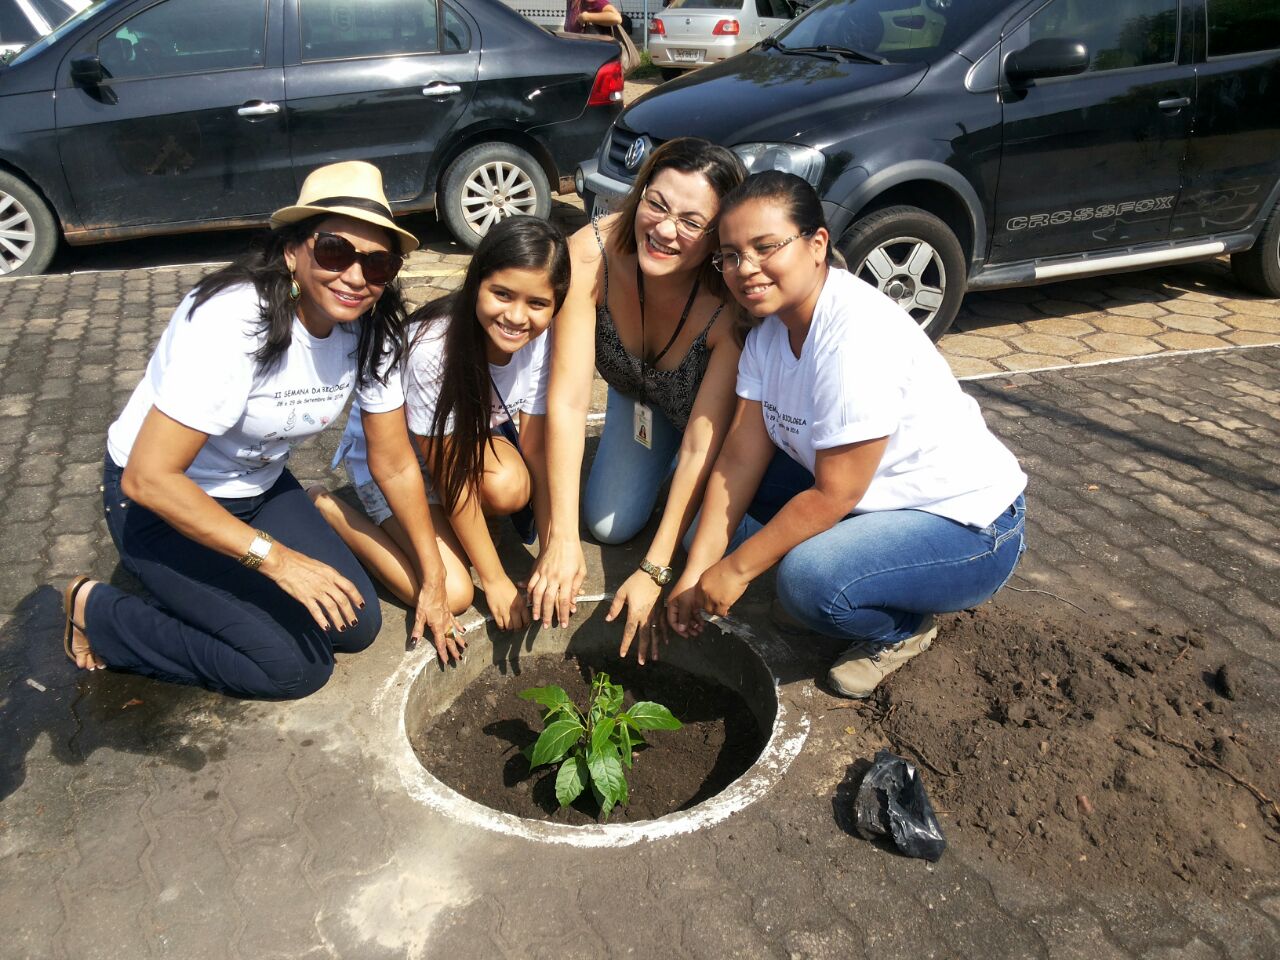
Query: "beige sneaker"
827 616 937 699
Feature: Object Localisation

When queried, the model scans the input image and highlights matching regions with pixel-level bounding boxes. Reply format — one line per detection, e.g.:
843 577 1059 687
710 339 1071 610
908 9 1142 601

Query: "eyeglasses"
309 232 404 285
639 193 712 241
711 233 808 273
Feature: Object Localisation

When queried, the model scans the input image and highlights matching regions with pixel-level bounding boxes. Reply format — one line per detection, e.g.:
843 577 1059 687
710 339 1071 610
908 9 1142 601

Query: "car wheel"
440 143 551 250
0 171 58 277
659 67 683 81
837 205 966 341
1230 197 1280 297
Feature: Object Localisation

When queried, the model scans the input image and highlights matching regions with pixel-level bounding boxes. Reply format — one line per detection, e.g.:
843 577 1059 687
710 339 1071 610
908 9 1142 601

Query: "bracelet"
239 529 274 570
639 558 673 586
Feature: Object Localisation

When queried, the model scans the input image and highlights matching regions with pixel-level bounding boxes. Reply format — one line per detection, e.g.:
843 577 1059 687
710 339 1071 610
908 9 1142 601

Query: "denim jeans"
583 386 682 545
735 464 1027 644
85 456 381 699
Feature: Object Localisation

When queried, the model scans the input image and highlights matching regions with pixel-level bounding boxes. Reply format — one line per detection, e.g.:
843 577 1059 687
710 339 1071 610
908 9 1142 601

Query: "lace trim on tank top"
591 218 721 431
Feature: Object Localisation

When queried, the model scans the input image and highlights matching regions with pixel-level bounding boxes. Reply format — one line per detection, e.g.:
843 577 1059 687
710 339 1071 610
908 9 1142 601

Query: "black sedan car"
0 0 624 275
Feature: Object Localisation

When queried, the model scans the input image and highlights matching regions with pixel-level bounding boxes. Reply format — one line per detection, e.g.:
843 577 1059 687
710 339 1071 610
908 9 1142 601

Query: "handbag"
610 23 640 74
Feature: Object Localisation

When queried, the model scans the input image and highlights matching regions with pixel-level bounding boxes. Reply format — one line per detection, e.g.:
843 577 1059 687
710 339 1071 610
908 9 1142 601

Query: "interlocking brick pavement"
0 250 1277 957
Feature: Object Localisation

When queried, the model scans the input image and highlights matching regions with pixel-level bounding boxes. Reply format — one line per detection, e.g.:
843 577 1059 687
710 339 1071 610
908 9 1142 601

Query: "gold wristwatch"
639 558 673 586
239 530 275 570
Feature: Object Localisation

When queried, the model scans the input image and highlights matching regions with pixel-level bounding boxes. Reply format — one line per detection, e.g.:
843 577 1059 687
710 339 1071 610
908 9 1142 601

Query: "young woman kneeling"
313 216 567 633
670 172 1028 698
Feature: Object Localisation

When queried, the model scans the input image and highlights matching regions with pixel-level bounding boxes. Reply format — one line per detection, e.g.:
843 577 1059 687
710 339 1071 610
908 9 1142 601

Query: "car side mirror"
1005 38 1089 85
70 55 105 87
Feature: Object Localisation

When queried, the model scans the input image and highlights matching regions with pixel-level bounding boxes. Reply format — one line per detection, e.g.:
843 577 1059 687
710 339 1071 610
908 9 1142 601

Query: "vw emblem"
624 136 651 171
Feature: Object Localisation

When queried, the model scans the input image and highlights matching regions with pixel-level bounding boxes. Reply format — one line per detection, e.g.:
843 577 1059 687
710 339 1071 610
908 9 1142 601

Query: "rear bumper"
648 35 753 70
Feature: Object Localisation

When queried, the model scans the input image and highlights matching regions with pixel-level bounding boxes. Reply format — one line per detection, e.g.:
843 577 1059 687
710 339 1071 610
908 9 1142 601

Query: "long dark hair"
610 137 746 299
417 216 571 510
187 215 407 388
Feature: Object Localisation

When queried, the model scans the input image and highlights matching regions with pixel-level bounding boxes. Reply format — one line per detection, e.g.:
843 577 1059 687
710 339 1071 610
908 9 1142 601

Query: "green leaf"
618 722 633 769
588 750 626 819
519 684 571 711
555 754 588 808
529 717 584 768
626 701 682 730
590 717 616 757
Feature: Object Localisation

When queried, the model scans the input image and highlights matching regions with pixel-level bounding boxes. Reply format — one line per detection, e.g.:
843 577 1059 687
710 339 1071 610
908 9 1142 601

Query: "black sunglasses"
309 232 404 285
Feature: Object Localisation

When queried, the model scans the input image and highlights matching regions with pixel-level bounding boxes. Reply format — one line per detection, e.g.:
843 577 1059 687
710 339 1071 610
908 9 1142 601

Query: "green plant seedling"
520 672 681 820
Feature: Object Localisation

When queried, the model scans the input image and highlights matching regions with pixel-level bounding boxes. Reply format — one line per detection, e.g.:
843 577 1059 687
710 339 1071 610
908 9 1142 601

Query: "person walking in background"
61 162 460 699
564 0 623 33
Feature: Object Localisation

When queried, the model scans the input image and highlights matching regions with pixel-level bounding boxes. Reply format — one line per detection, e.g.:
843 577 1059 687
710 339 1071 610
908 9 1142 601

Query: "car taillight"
712 19 740 35
650 17 665 35
892 15 926 28
587 59 624 106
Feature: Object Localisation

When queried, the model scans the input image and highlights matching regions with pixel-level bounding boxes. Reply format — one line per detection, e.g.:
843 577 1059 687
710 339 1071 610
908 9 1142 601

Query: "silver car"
649 0 796 79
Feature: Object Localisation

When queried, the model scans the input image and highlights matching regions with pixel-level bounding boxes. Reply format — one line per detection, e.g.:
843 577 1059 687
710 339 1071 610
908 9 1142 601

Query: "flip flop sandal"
62 575 93 667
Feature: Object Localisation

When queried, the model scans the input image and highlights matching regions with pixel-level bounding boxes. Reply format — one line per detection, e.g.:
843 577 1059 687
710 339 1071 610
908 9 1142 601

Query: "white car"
649 0 796 79
1 0 78 57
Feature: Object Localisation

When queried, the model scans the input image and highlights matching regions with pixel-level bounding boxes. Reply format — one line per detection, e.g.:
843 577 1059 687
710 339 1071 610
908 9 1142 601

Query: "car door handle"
423 83 462 97
237 101 281 117
1157 96 1190 111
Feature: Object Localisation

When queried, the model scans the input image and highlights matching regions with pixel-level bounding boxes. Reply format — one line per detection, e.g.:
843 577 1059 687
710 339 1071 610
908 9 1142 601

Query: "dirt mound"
843 605 1279 894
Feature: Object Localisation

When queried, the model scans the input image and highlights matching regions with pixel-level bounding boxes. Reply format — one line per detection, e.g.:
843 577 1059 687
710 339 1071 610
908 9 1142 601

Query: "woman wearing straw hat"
59 162 462 699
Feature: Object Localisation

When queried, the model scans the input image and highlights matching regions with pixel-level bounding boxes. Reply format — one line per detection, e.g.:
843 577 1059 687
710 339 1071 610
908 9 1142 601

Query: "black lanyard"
636 263 700 380
488 370 521 449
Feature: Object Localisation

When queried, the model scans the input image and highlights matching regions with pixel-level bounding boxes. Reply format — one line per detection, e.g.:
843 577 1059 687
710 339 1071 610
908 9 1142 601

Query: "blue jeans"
583 386 682 545
736 461 1027 644
85 456 382 699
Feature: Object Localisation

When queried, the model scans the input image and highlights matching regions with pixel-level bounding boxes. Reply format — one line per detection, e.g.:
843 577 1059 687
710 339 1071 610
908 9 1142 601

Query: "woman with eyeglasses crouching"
526 137 746 666
59 162 462 699
669 171 1028 700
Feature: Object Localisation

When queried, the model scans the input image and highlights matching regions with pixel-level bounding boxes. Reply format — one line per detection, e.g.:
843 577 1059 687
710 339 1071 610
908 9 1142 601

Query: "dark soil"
832 604 1280 895
412 655 767 824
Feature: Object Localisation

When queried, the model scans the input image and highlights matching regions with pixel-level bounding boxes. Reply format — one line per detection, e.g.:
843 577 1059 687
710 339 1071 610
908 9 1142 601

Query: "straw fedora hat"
271 161 419 255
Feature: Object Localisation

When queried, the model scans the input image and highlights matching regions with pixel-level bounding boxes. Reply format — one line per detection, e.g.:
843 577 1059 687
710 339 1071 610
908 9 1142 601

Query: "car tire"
836 205 967 341
659 68 683 81
1230 198 1280 297
0 171 58 277
440 143 551 250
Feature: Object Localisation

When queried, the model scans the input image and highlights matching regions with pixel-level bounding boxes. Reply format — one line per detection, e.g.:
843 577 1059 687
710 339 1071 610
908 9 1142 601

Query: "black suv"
579 0 1280 339
0 0 623 276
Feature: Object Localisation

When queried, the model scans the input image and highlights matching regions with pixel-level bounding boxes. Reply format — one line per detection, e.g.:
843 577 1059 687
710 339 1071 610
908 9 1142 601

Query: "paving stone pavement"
0 259 1277 959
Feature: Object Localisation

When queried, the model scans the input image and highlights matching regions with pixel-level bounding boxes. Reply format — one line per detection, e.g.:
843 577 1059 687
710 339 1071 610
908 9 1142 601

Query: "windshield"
30 0 78 28
665 0 748 8
9 0 106 66
776 0 1010 63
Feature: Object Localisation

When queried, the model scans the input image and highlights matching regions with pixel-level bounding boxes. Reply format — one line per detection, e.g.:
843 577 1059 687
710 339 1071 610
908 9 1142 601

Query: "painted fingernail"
338 625 346 632
351 618 358 626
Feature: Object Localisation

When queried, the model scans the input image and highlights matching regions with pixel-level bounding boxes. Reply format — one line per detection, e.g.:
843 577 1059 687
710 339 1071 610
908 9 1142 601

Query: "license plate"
672 48 703 62
591 194 619 219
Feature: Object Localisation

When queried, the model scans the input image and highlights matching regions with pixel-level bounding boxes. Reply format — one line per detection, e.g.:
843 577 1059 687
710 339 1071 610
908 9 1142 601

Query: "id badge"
633 400 653 449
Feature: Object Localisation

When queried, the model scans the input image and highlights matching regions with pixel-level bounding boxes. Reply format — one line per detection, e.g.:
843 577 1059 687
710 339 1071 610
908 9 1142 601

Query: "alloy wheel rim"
856 235 946 329
0 190 36 275
460 161 538 237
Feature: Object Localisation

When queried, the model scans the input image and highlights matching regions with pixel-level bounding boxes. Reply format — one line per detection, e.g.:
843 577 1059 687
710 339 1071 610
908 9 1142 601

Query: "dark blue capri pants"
84 456 381 700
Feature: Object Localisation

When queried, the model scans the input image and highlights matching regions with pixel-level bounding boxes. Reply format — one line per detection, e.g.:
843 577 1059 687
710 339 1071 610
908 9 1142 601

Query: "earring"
288 273 300 301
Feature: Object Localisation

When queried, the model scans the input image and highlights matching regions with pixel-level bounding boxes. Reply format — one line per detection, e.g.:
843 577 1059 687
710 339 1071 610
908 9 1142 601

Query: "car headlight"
732 143 826 187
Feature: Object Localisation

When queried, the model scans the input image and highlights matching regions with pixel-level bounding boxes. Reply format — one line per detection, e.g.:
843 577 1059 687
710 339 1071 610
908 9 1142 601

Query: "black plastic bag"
853 749 947 862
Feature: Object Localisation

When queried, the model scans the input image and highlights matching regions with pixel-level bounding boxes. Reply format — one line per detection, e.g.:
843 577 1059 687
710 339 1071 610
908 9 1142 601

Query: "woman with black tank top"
527 138 747 664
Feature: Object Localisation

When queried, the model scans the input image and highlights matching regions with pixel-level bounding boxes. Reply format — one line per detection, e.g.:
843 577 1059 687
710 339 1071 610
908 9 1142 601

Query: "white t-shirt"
107 284 403 498
736 268 1026 528
334 315 551 487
